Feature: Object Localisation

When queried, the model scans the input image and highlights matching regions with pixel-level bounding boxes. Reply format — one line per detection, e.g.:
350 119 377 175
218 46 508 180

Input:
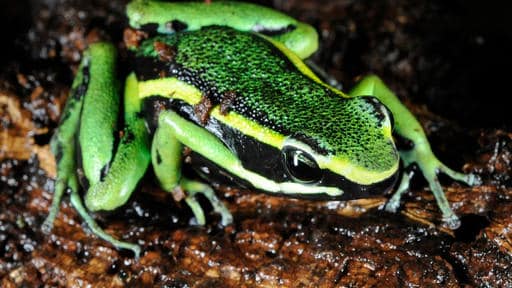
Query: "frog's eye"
282 147 322 183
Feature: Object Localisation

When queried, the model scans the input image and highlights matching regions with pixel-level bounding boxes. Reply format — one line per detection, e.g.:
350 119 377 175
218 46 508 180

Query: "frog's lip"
308 167 399 201
189 150 399 201
257 167 399 201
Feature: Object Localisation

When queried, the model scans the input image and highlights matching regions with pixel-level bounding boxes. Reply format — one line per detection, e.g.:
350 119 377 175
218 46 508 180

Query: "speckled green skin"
136 27 397 173
127 0 318 59
79 43 120 185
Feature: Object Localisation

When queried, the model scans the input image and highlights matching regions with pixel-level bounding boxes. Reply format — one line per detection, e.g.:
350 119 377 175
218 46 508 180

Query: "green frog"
42 0 480 258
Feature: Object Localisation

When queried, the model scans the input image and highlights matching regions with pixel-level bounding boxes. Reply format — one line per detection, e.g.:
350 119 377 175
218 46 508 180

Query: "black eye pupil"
283 148 322 183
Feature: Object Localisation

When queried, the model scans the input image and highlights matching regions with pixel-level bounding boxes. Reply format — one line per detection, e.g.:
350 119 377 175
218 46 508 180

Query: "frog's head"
276 95 400 200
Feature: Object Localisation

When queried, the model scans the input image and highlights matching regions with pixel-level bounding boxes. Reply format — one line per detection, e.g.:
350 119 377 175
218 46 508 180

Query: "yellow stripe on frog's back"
137 78 286 149
258 34 350 98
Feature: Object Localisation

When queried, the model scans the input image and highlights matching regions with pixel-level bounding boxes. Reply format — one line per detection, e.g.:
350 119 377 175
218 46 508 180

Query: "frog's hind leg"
151 110 233 226
349 75 480 229
44 162 141 258
44 47 145 257
66 175 142 258
41 55 89 233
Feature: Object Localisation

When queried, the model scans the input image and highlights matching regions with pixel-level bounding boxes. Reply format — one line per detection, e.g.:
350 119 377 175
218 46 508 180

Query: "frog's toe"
384 169 414 213
216 205 234 226
439 163 481 186
181 178 233 226
69 179 141 258
42 176 74 234
423 167 462 229
385 170 413 213
442 211 461 230
466 173 482 186
384 200 400 213
184 196 206 225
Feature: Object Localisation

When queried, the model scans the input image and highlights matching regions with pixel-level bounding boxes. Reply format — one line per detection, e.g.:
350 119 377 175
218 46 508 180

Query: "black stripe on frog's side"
165 20 188 33
134 56 222 102
196 116 399 200
57 65 90 126
253 24 296 36
141 95 188 134
139 23 159 35
142 96 398 200
142 96 289 181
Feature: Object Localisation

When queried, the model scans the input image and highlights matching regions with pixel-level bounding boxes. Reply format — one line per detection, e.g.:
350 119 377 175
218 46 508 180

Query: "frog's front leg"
349 75 480 229
151 110 233 226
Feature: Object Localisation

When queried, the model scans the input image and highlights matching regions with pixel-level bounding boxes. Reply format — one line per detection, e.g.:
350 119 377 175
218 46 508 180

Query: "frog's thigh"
78 43 120 186
43 44 111 233
83 73 151 212
153 111 233 226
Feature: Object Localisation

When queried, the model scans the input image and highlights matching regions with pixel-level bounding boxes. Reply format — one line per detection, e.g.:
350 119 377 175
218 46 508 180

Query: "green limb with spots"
69 174 141 258
43 47 142 257
79 43 120 186
84 73 151 211
349 75 480 229
42 58 87 233
151 110 233 226
126 0 318 59
45 43 118 231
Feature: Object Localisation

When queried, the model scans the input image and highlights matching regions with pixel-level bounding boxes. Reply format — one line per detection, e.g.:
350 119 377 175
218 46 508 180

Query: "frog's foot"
386 148 481 229
41 179 68 234
384 169 414 214
68 178 141 258
180 178 233 226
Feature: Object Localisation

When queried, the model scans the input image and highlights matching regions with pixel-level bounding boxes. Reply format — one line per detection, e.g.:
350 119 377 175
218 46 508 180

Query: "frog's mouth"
312 167 399 200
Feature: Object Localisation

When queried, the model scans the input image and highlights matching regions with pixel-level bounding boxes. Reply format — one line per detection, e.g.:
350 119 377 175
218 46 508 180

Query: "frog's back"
135 26 397 173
